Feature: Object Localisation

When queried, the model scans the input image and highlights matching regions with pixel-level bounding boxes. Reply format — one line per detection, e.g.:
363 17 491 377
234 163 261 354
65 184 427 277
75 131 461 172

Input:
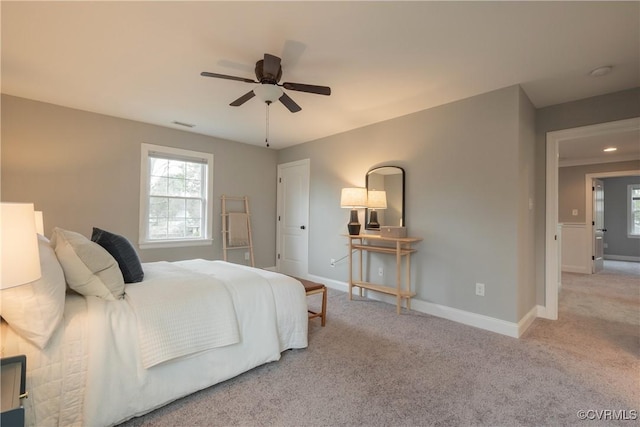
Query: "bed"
0 228 308 427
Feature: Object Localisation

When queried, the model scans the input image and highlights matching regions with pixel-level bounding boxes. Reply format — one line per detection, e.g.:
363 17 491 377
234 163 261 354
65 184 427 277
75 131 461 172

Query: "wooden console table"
346 234 422 314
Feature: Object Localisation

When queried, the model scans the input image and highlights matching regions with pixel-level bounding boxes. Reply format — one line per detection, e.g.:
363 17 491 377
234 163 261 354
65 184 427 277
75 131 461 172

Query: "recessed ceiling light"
603 147 617 152
589 66 613 77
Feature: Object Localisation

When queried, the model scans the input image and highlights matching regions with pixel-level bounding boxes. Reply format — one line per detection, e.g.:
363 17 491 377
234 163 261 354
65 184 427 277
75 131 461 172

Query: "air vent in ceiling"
171 120 195 128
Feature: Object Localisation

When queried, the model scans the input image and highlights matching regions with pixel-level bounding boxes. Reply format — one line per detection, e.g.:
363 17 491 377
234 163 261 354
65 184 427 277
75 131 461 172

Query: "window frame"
628 183 640 239
139 143 214 249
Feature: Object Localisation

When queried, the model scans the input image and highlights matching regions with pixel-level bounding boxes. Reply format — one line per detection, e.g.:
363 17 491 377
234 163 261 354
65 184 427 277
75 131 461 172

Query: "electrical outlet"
330 258 336 267
244 252 250 261
475 283 485 297
378 267 384 277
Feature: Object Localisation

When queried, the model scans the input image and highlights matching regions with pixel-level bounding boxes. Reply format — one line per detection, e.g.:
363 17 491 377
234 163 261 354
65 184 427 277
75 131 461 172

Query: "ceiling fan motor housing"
255 59 282 84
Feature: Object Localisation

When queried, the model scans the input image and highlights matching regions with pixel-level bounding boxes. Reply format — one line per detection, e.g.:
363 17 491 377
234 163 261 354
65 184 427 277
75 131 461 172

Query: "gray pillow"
50 228 125 300
91 227 144 283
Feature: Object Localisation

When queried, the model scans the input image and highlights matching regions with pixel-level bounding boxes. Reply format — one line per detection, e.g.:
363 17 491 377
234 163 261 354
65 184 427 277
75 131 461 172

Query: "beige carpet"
119 264 639 426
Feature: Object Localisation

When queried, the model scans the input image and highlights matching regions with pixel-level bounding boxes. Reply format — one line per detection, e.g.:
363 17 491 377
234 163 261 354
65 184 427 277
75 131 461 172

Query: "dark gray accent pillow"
91 227 144 283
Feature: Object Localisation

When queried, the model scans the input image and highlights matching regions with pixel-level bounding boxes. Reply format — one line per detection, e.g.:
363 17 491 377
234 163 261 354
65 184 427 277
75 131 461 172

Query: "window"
629 184 640 238
139 143 213 248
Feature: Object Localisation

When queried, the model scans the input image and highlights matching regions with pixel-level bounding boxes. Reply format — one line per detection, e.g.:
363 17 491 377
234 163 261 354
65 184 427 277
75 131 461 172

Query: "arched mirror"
365 166 405 230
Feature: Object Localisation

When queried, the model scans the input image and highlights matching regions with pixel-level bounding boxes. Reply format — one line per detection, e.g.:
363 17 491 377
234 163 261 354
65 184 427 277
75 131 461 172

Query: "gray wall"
603 176 640 258
558 161 640 223
535 87 640 303
4 86 638 324
278 85 536 323
517 86 537 320
1 95 279 267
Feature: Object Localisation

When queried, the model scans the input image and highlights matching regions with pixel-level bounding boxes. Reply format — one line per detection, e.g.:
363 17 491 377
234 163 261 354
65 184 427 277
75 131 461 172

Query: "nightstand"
1 355 27 427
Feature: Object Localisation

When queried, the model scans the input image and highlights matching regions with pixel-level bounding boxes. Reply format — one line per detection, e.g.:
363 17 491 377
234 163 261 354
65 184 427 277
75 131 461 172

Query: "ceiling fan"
201 53 331 113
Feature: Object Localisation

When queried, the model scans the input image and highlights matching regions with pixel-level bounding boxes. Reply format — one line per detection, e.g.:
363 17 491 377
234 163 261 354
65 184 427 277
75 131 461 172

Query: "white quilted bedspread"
1 294 88 427
2 260 308 427
125 262 240 368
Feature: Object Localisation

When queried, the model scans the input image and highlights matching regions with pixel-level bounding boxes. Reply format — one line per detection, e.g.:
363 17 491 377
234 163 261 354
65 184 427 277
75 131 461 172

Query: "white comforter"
125 262 241 368
2 260 308 427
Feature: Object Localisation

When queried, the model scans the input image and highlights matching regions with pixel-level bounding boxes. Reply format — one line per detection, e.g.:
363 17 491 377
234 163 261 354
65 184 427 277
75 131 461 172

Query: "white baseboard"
604 254 640 262
518 305 542 336
305 273 539 338
561 265 590 274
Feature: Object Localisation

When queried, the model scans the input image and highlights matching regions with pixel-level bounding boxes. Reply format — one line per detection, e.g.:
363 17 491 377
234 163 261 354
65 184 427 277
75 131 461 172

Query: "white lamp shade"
35 210 44 235
367 190 387 209
254 84 283 103
340 187 368 208
1 203 41 289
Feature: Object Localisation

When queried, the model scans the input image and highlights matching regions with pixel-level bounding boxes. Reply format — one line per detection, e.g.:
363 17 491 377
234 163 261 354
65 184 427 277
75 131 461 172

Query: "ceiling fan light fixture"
254 84 283 103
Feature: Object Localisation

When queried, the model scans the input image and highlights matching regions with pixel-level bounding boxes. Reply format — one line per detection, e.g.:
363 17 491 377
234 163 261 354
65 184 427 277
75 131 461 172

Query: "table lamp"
1 203 41 289
340 187 367 235
366 190 387 229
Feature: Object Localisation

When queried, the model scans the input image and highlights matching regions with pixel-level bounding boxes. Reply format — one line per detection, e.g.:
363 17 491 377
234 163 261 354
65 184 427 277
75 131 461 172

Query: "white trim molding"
604 255 640 262
139 143 214 249
546 117 640 321
559 153 640 168
305 274 538 338
584 170 640 271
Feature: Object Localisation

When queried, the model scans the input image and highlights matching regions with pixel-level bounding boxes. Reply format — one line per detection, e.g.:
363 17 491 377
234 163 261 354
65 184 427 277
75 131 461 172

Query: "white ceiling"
2 1 639 152
558 128 640 167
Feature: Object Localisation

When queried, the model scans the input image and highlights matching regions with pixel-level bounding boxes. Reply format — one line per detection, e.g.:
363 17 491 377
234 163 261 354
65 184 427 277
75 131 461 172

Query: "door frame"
584 171 640 272
590 178 605 273
544 117 640 320
275 158 310 275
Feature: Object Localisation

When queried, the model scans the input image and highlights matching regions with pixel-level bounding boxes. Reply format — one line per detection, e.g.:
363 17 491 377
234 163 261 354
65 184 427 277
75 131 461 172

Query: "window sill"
139 238 213 249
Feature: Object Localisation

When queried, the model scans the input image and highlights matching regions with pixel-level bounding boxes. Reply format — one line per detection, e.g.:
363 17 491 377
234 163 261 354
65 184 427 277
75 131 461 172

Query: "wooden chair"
296 278 327 326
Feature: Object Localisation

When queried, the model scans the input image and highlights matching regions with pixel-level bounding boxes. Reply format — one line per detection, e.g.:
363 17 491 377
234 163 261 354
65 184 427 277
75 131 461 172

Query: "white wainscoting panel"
561 223 590 274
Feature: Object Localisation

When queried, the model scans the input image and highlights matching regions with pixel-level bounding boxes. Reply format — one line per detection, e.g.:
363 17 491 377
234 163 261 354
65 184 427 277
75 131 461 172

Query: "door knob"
300 225 306 230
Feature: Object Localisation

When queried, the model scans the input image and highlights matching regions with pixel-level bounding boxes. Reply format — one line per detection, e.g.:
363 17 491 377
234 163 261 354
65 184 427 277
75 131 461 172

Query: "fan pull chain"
265 101 271 148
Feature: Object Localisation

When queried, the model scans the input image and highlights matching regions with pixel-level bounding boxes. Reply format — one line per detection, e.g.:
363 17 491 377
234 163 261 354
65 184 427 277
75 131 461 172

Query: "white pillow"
50 227 125 300
0 235 66 349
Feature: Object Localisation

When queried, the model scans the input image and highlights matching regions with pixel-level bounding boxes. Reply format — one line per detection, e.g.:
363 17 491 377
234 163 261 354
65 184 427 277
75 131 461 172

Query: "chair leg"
305 285 327 327
320 286 327 326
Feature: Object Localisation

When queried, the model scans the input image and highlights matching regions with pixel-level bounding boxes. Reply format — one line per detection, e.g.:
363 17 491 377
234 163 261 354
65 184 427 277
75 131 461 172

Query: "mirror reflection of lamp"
366 190 387 229
1 203 41 290
340 187 368 235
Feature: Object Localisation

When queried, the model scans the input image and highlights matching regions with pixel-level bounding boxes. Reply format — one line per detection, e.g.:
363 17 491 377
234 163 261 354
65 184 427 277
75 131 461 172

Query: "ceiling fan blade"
263 54 282 80
282 82 331 96
230 90 256 107
201 71 257 84
279 92 302 113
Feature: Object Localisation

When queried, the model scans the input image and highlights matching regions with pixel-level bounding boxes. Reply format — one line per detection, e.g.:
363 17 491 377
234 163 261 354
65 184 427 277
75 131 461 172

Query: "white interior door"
592 178 605 273
276 159 309 277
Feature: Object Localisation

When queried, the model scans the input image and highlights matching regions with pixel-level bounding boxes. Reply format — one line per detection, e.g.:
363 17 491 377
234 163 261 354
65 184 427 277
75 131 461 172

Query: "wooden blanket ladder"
221 195 254 267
